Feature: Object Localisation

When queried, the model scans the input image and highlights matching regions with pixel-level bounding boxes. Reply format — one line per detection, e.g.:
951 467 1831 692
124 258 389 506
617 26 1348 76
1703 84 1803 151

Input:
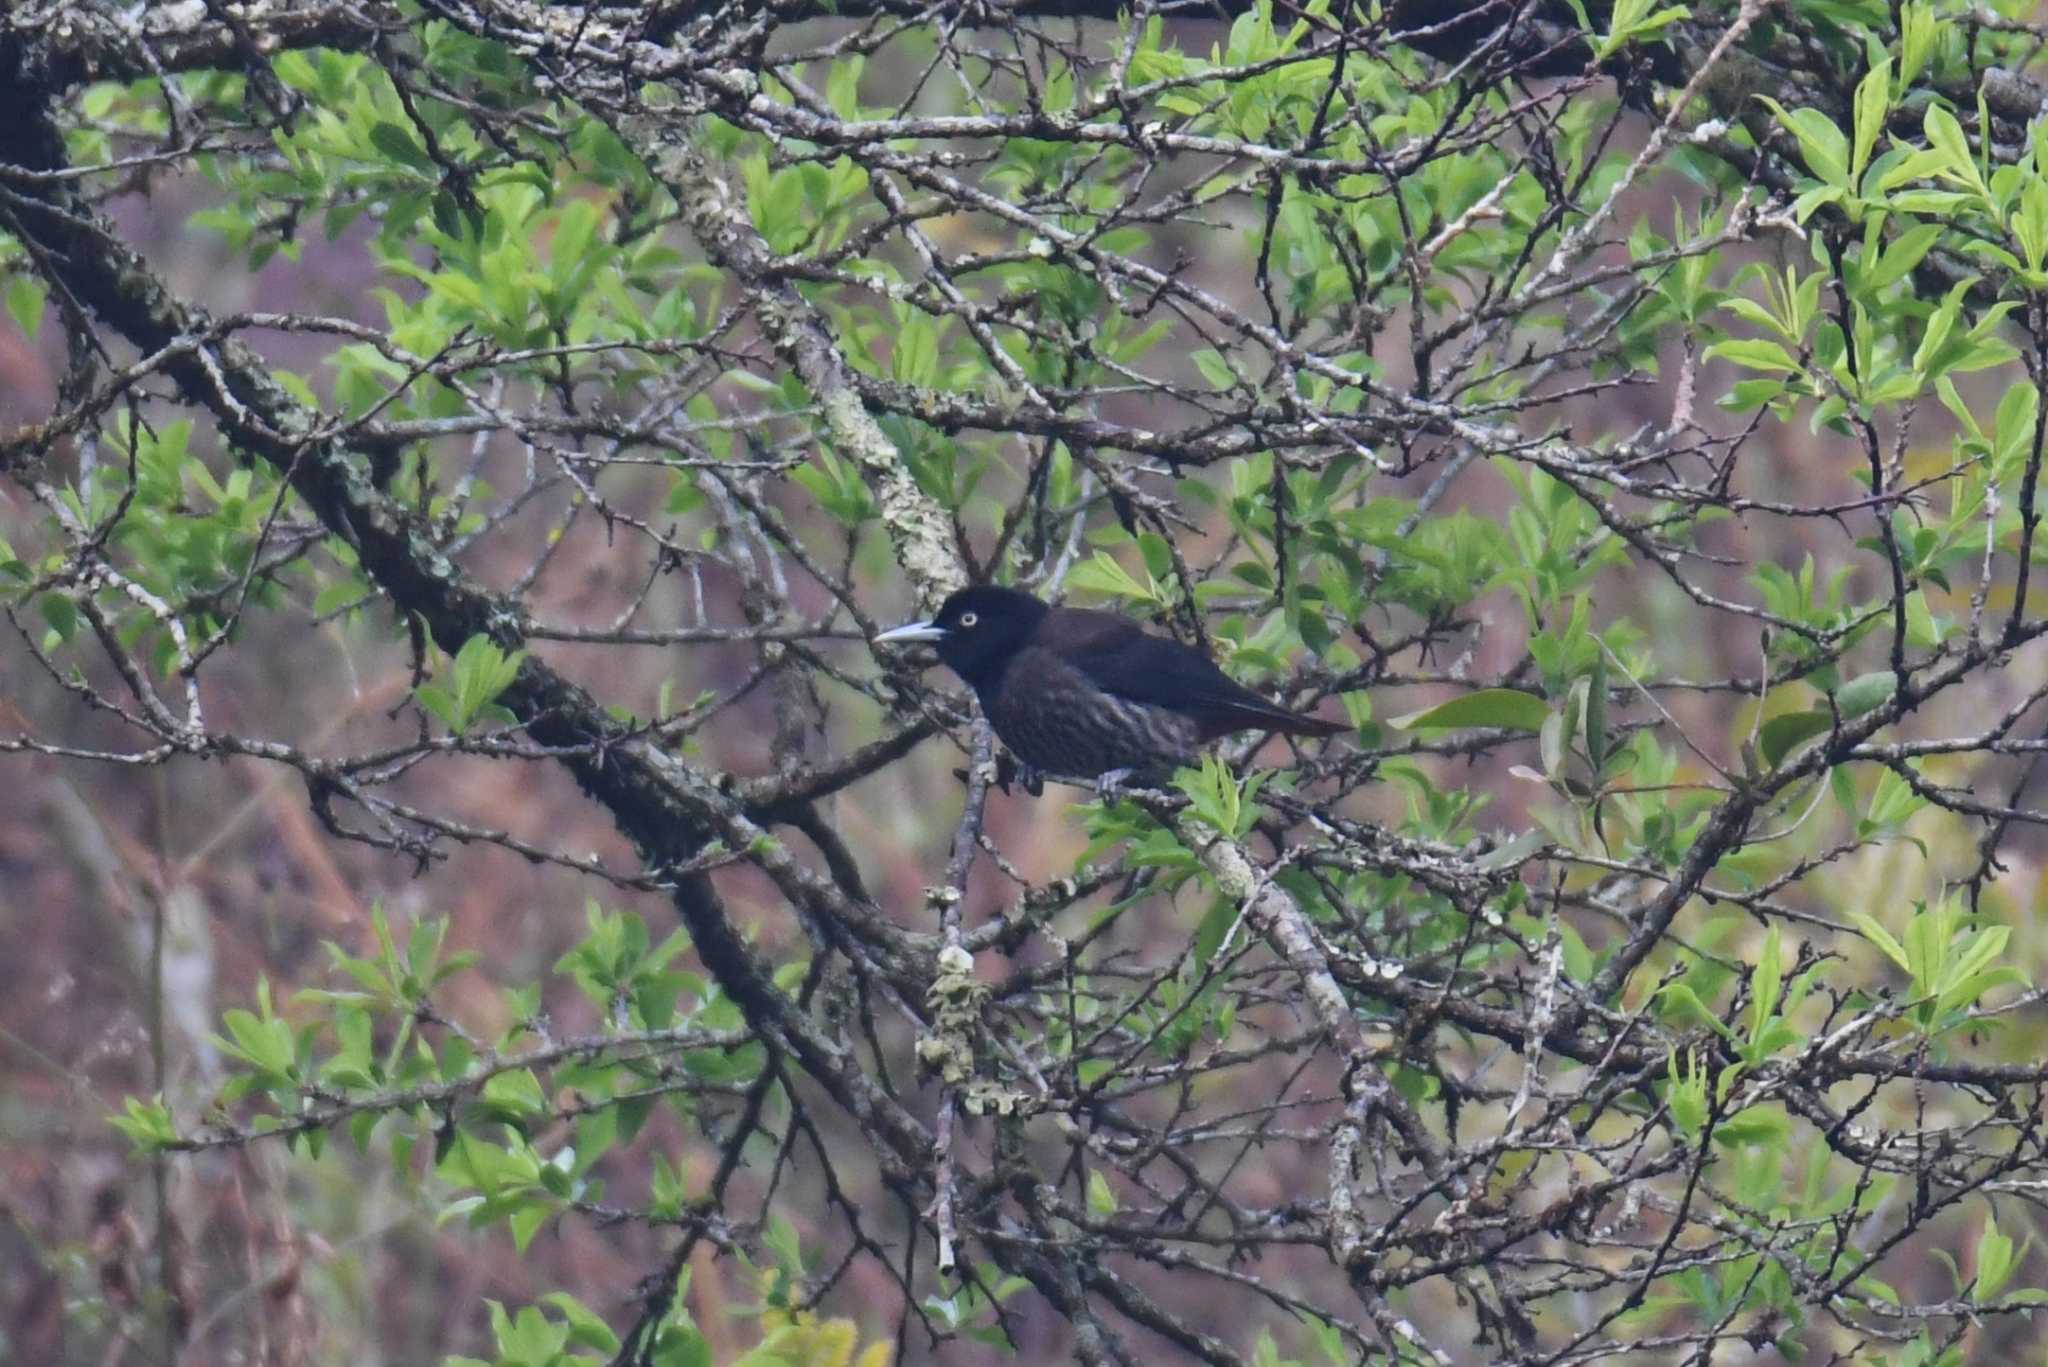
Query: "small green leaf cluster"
1848 891 2026 1036
415 633 526 734
119 903 767 1274
450 1263 899 1367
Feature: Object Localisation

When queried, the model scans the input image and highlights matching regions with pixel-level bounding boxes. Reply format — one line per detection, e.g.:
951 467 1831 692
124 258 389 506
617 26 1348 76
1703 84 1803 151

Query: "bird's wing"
1051 615 1342 737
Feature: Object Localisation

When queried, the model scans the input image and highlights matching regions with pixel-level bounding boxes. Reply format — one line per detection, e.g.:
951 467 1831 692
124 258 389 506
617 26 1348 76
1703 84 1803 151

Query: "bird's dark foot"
1093 768 1136 800
1020 763 1045 796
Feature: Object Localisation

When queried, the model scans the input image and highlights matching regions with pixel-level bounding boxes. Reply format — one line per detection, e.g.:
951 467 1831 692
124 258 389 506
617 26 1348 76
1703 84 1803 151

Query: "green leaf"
1850 57 1892 185
1859 223 1942 294
1192 348 1237 390
1065 552 1160 604
38 592 77 644
1758 710 1831 767
1658 984 1739 1041
542 1293 622 1353
1923 105 1982 194
4 274 45 338
419 634 527 733
1666 1050 1709 1139
1175 755 1268 837
1390 688 1551 732
108 1095 179 1152
368 121 435 173
1704 337 1802 374
1471 828 1550 872
1992 379 2039 474
1748 926 1783 1049
1833 670 1896 719
1973 1210 2024 1301
1712 1104 1790 1149
1584 653 1609 771
1087 1170 1119 1215
1847 910 1912 973
1758 99 1850 187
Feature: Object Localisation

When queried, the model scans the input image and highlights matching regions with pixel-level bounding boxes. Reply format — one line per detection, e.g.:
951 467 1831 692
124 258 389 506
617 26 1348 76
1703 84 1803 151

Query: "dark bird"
876 585 1347 792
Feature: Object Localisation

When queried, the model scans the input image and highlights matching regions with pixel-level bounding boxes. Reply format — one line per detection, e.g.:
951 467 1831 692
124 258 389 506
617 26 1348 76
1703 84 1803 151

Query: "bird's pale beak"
874 619 948 645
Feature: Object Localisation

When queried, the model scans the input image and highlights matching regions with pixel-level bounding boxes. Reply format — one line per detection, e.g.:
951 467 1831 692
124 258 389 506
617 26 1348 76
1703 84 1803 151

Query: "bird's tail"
1198 698 1350 740
1273 709 1350 738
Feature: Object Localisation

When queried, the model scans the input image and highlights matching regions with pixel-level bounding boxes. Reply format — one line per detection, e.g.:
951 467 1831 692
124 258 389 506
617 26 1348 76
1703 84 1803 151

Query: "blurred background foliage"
9 0 2048 1363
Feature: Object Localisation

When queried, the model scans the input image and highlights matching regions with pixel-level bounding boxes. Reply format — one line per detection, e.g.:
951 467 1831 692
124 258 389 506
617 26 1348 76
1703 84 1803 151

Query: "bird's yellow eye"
958 611 979 628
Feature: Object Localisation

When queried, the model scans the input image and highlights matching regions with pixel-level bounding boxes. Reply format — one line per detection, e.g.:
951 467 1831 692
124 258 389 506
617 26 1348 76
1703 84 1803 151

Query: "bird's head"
874 585 1048 689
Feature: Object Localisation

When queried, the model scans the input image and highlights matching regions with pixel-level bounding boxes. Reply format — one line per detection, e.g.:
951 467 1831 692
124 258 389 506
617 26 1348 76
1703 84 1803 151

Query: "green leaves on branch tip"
1065 550 1166 606
415 633 525 734
1847 893 2027 1035
1563 0 1691 62
108 1095 180 1153
792 446 876 526
1176 755 1269 838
